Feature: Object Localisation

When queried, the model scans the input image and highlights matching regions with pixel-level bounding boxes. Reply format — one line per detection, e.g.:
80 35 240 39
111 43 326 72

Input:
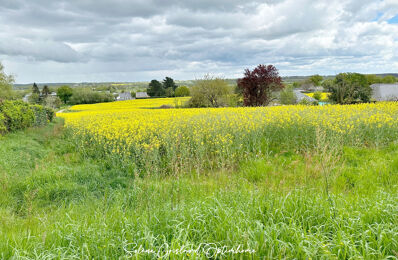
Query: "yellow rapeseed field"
58 99 398 173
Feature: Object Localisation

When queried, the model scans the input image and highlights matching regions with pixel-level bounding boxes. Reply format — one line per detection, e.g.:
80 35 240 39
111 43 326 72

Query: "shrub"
69 89 114 105
312 91 322 101
280 86 297 105
43 96 62 109
0 100 34 132
45 107 55 122
30 105 48 126
175 86 190 97
0 112 6 134
188 75 232 108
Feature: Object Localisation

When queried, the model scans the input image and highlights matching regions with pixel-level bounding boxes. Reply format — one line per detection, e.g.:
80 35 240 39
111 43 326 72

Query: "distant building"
136 92 149 99
293 89 317 103
371 84 398 101
116 92 134 101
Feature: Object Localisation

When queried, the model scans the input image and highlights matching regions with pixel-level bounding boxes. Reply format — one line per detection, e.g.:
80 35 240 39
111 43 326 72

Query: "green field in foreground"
1 119 398 259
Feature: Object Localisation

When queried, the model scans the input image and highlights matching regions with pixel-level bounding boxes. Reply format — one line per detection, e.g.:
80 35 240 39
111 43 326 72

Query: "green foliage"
30 105 48 126
292 81 301 88
279 86 297 105
0 100 34 132
32 83 40 96
174 86 190 97
69 89 114 105
43 96 62 109
164 87 174 97
42 85 51 97
0 112 6 134
309 74 323 86
28 93 40 104
365 74 383 85
162 77 177 91
312 91 322 101
188 75 232 107
382 75 397 84
0 62 14 100
57 85 73 104
327 73 372 104
147 80 165 97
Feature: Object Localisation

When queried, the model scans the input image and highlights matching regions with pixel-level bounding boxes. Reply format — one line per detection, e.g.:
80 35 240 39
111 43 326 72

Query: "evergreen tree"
163 77 177 91
32 83 40 95
42 85 51 97
147 80 165 97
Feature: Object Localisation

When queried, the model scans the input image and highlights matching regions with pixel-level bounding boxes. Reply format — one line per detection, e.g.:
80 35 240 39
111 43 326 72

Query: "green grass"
1 120 398 258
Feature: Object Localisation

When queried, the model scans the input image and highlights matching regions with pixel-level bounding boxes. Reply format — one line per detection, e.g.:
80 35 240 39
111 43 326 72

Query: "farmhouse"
116 92 134 101
371 84 398 101
136 92 149 99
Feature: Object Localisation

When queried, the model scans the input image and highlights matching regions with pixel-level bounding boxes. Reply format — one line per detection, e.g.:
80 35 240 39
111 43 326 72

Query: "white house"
371 84 398 101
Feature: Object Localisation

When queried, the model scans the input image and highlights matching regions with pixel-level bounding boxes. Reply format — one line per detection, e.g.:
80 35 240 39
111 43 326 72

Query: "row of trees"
147 77 190 97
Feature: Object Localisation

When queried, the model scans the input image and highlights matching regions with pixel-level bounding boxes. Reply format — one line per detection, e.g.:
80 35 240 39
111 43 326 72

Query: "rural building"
371 84 398 101
136 92 149 99
116 92 134 101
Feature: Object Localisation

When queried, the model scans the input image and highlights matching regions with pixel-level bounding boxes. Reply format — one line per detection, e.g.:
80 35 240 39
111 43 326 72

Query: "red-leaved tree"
237 64 284 106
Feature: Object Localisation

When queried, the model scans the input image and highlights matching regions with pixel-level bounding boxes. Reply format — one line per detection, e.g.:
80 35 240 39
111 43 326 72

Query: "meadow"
1 98 398 258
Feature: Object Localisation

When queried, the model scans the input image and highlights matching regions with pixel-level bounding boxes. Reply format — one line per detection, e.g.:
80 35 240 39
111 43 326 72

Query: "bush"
0 101 54 135
69 89 115 105
280 86 297 105
175 86 190 97
43 96 62 109
188 76 232 108
30 105 48 126
312 91 322 101
0 112 6 134
0 100 35 132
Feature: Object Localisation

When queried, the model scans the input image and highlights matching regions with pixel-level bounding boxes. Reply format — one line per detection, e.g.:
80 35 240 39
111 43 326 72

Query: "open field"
1 99 398 258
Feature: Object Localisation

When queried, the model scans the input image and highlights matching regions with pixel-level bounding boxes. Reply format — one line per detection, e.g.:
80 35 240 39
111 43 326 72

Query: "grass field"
1 99 398 258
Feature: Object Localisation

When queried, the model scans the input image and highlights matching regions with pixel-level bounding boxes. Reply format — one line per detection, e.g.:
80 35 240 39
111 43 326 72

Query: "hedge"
0 100 55 135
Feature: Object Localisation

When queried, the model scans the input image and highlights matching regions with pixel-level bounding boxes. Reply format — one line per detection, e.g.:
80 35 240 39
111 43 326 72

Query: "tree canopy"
188 75 231 107
237 64 284 106
0 62 14 100
327 73 372 104
147 80 165 97
57 85 73 104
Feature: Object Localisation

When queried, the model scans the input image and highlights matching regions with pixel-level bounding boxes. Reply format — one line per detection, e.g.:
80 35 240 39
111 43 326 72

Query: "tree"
147 80 165 97
175 86 190 97
237 64 284 106
279 85 297 105
57 85 73 104
309 74 323 86
43 96 62 109
162 77 177 91
32 83 40 95
188 75 231 107
0 62 14 100
165 87 174 97
365 74 383 85
42 85 51 97
327 73 372 104
382 75 397 84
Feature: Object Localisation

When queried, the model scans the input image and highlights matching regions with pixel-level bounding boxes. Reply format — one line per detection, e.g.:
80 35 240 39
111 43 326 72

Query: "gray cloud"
0 0 397 83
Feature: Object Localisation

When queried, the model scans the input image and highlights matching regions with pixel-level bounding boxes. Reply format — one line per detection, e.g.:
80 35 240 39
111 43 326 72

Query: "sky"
0 0 398 83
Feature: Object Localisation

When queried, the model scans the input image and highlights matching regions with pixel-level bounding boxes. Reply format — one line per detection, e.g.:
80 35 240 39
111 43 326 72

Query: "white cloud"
0 0 397 83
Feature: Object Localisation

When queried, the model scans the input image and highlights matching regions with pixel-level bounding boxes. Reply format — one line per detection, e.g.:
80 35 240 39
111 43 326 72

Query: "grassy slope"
1 120 398 258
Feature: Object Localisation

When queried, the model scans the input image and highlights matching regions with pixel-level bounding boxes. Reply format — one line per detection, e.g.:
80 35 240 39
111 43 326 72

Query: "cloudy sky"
0 0 397 83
